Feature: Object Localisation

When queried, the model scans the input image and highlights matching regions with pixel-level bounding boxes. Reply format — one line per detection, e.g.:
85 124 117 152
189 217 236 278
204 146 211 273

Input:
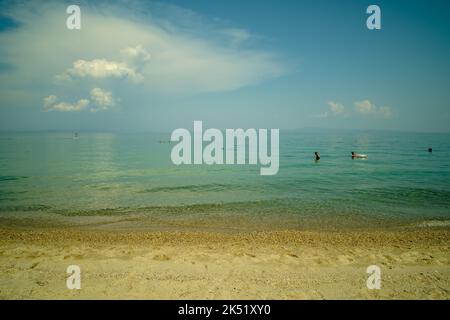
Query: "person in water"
314 152 320 161
352 151 369 159
428 148 432 153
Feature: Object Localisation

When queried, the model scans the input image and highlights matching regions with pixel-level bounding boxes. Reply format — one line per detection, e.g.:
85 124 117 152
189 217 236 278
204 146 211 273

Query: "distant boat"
73 132 79 140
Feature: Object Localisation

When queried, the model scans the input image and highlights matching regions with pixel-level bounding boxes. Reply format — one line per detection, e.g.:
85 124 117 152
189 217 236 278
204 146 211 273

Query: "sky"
0 0 449 133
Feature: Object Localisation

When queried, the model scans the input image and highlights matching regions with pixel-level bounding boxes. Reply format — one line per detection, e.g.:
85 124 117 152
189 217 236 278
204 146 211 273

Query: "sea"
0 130 449 231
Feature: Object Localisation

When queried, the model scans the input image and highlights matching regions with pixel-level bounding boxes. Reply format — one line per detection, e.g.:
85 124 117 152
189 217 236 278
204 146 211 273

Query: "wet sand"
0 227 449 299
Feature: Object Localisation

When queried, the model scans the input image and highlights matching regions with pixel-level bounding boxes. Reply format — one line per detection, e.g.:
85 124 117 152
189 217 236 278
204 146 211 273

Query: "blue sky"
0 0 449 132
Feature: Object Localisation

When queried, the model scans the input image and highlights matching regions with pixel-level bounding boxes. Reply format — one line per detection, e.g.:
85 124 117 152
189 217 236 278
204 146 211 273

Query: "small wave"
351 187 450 205
139 183 261 193
45 199 288 216
0 204 52 212
415 220 450 228
0 175 28 182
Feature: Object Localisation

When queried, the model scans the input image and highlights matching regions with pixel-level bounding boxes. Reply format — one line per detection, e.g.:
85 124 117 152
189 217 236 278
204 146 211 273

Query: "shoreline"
0 226 449 299
1 209 450 233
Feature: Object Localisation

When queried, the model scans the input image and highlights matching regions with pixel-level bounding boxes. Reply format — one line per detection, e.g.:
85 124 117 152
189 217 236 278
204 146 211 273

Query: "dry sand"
0 227 449 299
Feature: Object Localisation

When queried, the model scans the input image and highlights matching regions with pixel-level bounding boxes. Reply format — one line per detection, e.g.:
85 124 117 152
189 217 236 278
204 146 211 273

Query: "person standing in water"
314 152 320 161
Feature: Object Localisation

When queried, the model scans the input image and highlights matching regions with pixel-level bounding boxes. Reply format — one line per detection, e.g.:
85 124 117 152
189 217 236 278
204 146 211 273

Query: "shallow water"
0 131 449 228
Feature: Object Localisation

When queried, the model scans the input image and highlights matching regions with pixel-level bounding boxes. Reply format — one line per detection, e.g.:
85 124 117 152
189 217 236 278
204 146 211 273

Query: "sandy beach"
0 226 448 299
2 0 450 303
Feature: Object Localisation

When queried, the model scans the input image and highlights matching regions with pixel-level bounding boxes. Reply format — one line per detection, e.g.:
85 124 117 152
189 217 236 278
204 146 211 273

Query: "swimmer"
351 151 367 159
314 152 320 161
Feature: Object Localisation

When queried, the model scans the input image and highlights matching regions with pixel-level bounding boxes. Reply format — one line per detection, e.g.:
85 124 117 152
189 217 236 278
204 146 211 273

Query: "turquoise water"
0 131 449 227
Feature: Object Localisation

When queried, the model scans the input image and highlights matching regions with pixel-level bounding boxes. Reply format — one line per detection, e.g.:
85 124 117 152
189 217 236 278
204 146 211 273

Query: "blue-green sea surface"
0 131 449 230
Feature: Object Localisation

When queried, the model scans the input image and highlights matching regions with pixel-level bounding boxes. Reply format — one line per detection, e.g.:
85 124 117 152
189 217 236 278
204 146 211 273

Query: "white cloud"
43 95 58 108
121 45 151 66
354 100 392 118
58 59 144 83
354 100 376 115
43 96 89 112
314 100 393 119
44 87 114 112
90 88 114 111
58 45 152 83
0 2 287 97
314 101 345 118
327 101 345 115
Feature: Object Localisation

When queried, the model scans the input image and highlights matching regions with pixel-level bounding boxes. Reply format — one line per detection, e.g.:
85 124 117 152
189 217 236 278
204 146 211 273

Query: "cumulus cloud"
90 88 115 111
43 95 58 108
57 45 152 83
328 101 345 115
43 96 89 112
44 88 114 112
354 100 376 115
315 101 345 118
314 100 393 119
354 100 392 118
121 45 151 66
0 1 287 97
58 58 144 83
